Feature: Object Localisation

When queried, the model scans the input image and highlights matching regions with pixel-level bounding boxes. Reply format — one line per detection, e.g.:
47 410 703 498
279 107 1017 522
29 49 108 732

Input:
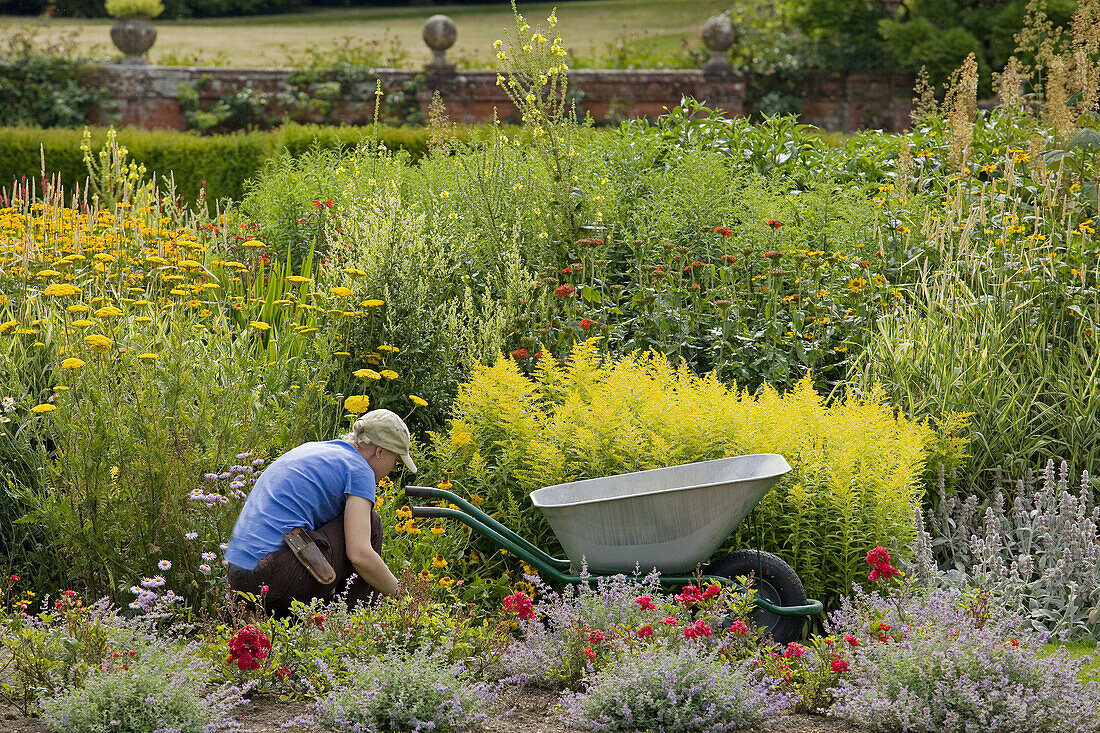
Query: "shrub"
294 649 489 733
0 135 363 606
561 641 792 732
499 571 763 688
0 28 106 128
422 341 937 608
0 124 438 210
39 646 247 733
828 585 1100 733
925 460 1100 639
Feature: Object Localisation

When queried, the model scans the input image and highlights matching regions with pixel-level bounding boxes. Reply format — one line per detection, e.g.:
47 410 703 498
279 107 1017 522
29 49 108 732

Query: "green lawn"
1045 641 1100 683
0 0 731 67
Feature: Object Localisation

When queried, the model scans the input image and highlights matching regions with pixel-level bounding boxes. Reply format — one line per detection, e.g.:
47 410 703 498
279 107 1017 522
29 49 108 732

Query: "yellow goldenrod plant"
421 339 940 607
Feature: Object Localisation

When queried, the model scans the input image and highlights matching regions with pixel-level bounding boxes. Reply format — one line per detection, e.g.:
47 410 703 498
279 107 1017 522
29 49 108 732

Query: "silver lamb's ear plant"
927 459 1100 639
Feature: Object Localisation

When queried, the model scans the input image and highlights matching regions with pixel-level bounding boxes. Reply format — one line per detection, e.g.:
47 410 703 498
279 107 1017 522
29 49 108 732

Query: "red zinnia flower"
767 220 783 229
553 284 576 297
503 592 536 620
579 318 594 330
511 348 530 359
583 645 596 659
714 226 733 237
783 642 806 659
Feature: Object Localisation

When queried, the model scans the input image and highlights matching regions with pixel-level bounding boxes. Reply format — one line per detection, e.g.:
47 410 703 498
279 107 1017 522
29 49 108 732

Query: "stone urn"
110 16 157 65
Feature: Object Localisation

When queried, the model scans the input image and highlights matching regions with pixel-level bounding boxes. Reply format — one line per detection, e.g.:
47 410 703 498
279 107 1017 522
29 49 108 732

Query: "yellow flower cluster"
1 200 407 424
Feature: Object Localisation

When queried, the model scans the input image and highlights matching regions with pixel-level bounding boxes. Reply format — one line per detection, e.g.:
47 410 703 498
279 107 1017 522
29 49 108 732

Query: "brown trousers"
227 509 384 616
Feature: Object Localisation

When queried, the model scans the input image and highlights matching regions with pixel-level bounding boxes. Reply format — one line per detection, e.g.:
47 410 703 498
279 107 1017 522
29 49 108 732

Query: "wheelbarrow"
404 453 822 643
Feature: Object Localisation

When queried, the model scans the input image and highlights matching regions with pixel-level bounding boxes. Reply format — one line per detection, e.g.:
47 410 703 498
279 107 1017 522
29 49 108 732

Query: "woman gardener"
225 409 416 614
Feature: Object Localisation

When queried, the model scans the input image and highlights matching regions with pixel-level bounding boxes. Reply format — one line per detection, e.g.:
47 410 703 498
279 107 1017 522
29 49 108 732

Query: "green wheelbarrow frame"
404 485 823 619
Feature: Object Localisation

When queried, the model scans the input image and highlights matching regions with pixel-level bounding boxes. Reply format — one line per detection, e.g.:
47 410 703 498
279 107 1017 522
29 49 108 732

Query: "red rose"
636 625 654 638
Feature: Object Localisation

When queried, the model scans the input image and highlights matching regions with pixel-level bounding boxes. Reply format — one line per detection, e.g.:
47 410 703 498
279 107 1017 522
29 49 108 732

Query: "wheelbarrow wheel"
705 549 808 644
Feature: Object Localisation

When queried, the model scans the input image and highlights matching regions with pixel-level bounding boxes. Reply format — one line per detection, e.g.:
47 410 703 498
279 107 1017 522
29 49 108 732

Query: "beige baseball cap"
356 409 417 473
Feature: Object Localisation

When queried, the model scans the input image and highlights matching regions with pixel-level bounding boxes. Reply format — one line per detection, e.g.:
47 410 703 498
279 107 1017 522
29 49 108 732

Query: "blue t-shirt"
226 440 376 571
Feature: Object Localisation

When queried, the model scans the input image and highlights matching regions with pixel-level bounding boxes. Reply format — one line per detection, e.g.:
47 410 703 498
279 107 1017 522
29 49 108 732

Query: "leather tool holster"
283 527 337 585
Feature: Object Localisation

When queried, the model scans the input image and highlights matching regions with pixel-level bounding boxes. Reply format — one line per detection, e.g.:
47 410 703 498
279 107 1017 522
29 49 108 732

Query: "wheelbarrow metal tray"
529 453 792 574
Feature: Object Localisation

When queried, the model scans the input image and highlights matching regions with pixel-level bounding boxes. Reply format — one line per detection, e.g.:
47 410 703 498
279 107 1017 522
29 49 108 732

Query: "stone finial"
423 14 457 73
701 14 735 74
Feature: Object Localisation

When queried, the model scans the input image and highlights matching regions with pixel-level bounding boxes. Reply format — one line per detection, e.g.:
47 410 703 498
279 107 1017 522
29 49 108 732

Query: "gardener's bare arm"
344 495 400 595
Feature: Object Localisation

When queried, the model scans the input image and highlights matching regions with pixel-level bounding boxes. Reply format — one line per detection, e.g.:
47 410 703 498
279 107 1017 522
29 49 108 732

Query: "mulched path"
2 689 867 732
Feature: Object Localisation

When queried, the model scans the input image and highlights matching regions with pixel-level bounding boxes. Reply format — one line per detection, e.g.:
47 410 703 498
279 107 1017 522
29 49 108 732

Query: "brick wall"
88 65 913 132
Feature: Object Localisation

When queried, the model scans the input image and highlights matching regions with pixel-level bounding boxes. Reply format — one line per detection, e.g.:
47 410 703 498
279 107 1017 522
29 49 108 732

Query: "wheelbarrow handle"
404 486 435 498
411 506 443 518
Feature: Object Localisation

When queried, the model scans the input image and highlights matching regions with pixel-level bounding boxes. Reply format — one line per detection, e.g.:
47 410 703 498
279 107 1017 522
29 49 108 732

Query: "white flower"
198 564 212 574
185 532 198 540
201 552 216 562
158 559 171 571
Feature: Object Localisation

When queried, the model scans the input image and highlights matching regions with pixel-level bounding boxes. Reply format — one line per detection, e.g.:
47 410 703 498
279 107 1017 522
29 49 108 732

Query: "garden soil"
2 691 867 732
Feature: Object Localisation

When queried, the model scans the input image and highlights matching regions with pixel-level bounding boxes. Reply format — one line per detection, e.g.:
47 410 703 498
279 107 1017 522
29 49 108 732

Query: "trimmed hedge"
0 123 437 205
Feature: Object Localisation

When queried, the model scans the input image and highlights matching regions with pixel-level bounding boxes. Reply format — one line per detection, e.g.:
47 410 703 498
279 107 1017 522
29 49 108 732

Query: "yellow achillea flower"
409 395 428 407
250 321 271 331
377 345 399 353
344 395 371 413
42 283 81 297
354 369 381 380
67 304 89 313
94 306 124 318
0 320 18 334
432 555 448 568
342 268 366 277
361 299 384 307
71 320 93 328
31 404 56 414
61 358 86 370
84 334 112 352
380 369 399 380
137 353 159 361
331 287 353 298
286 275 310 284
34 269 61 279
